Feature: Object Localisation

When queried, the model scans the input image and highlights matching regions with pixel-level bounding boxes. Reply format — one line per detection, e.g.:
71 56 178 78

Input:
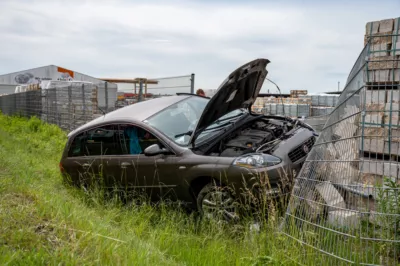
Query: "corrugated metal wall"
0 84 16 95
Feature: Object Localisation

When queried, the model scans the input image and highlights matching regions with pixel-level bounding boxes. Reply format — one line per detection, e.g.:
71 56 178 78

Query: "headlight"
232 153 282 169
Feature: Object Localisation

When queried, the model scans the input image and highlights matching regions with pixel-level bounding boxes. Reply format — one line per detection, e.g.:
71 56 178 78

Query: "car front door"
118 124 180 202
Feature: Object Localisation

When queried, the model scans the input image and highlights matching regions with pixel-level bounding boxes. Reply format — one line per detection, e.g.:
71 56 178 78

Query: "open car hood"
189 58 270 145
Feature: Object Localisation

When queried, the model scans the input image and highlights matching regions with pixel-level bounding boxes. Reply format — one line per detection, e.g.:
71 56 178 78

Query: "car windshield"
146 96 246 146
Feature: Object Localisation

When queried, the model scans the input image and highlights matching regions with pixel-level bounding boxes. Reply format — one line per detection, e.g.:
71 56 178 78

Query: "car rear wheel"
197 183 239 222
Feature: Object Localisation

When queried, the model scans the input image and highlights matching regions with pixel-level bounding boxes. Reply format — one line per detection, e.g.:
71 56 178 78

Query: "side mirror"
144 144 171 156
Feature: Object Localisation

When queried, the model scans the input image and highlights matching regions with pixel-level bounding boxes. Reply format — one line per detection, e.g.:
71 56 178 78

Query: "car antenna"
265 77 285 117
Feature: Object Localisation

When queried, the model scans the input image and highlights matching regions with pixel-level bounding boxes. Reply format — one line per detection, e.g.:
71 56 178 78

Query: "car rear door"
62 125 124 188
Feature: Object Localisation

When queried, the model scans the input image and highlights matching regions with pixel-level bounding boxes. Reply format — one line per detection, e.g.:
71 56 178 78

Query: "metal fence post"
82 84 86 123
46 90 50 123
190 73 195 94
105 82 109 113
138 80 143 102
68 85 72 130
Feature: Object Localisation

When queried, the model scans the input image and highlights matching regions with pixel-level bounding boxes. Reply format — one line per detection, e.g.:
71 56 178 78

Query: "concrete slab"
384 115 400 125
366 21 380 35
362 138 400 155
376 69 390 82
315 182 346 211
370 44 387 57
359 160 399 178
388 69 400 81
379 19 394 33
392 42 400 56
365 90 386 104
329 164 358 184
364 114 383 127
328 210 360 229
385 103 400 111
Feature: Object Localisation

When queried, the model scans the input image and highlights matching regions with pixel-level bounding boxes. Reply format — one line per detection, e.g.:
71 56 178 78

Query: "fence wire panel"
303 115 329 134
283 28 400 265
0 85 98 132
145 74 194 96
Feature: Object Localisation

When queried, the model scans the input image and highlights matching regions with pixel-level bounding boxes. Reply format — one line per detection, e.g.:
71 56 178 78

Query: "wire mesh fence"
283 21 400 265
0 83 99 131
0 74 195 132
146 74 195 96
116 74 194 97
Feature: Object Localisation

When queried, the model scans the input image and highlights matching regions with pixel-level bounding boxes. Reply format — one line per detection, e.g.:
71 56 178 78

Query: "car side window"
68 125 124 157
118 124 162 155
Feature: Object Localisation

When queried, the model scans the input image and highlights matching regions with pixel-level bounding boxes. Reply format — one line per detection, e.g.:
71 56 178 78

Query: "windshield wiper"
174 130 193 138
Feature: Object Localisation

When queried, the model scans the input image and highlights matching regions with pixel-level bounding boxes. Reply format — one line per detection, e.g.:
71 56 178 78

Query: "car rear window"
67 124 162 157
68 125 124 157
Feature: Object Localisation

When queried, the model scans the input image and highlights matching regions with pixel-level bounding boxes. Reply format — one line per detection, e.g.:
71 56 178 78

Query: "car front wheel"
196 183 239 222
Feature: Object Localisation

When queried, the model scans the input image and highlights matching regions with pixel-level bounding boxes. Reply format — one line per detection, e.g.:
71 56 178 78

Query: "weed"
0 114 330 265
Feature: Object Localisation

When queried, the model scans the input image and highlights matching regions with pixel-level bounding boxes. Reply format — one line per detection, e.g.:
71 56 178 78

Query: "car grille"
288 137 316 162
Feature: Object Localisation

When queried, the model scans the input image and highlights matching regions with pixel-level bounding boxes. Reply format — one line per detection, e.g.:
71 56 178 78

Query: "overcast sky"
0 0 399 94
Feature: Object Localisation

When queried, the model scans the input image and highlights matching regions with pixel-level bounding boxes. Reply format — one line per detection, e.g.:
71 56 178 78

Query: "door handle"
82 163 90 168
120 162 131 169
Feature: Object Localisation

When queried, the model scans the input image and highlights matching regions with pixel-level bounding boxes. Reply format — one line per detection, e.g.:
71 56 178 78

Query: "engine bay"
206 118 299 157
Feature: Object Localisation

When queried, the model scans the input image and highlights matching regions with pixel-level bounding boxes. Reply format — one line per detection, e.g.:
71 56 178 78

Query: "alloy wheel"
200 186 239 222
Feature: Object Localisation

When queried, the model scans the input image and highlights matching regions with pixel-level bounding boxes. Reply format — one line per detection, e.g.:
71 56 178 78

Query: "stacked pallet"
40 83 99 130
365 17 400 83
290 90 307 98
361 90 400 155
252 96 312 117
351 18 400 226
299 94 339 116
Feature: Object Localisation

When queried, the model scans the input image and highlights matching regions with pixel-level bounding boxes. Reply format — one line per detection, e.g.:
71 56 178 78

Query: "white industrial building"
0 65 117 109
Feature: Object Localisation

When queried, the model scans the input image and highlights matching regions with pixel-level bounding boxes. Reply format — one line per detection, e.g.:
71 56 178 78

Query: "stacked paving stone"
300 18 400 229
332 18 400 227
40 82 98 131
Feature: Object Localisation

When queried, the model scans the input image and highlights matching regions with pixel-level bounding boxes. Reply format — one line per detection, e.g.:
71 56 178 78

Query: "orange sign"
57 67 74 78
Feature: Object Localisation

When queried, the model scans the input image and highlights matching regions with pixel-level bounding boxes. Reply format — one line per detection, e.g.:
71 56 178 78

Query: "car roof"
67 95 191 137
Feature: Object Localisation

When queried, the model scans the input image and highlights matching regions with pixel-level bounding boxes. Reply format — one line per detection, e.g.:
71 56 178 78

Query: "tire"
196 183 239 222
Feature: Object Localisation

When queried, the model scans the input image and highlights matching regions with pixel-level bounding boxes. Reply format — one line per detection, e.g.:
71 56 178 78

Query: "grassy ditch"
0 114 330 265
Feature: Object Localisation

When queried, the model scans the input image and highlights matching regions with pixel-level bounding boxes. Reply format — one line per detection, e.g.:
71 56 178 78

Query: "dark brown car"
60 59 316 220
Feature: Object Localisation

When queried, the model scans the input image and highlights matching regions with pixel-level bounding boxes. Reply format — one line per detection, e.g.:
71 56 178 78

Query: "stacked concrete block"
365 17 400 83
311 106 334 116
364 90 386 104
361 86 400 156
365 18 394 49
40 85 99 131
359 160 399 179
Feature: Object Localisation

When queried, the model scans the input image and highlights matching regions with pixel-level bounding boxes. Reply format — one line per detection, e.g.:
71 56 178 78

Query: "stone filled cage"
282 18 400 265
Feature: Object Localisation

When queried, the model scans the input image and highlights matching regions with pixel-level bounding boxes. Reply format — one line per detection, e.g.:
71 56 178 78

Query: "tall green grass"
0 114 328 265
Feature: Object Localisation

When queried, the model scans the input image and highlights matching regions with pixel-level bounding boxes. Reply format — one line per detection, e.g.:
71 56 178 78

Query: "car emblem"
303 144 310 154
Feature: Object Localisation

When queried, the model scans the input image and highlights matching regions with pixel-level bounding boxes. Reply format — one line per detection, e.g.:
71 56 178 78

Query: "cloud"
0 0 399 94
